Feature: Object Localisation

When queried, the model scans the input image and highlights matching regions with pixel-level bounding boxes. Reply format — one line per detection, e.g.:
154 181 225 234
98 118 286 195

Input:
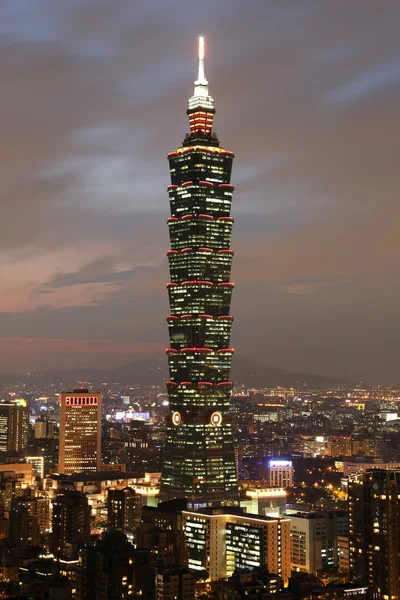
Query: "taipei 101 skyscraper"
160 38 239 507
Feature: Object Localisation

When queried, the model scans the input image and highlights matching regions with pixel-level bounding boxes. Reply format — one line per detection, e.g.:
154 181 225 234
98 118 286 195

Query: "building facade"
0 399 29 453
26 455 45 478
221 568 281 600
154 565 196 600
77 531 150 600
58 389 102 475
268 459 294 488
107 486 142 543
8 496 40 548
51 491 91 558
241 487 287 517
182 508 291 585
160 38 238 507
34 416 55 439
338 457 398 478
337 535 349 575
290 511 348 574
350 430 376 457
349 469 400 598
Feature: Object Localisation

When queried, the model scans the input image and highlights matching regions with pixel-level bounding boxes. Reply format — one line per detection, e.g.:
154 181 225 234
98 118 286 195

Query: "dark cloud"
0 0 400 380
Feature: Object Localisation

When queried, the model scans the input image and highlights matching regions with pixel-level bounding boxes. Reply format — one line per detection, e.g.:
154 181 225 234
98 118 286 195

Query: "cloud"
324 58 400 105
0 0 400 380
0 336 164 372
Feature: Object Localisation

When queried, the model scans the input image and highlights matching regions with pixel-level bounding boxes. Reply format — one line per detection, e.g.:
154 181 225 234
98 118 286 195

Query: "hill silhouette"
0 354 347 390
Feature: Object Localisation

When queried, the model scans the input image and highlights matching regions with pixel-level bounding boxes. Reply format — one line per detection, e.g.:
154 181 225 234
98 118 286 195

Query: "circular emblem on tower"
172 411 182 426
210 411 222 426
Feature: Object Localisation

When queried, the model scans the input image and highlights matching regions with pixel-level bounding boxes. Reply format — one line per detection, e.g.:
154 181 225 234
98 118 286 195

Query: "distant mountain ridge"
0 354 348 390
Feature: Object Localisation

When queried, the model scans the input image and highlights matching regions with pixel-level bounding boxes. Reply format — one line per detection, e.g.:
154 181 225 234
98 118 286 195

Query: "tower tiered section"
160 38 239 508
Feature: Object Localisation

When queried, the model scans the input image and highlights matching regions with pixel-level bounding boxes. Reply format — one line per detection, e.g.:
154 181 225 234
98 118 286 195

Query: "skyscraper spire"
194 36 209 98
196 36 207 85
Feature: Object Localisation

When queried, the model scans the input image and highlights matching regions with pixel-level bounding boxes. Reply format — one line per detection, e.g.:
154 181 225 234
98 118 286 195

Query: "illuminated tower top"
195 36 208 91
188 36 215 136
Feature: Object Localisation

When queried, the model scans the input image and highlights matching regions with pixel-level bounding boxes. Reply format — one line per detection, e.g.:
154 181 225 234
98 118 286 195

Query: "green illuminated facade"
160 39 239 508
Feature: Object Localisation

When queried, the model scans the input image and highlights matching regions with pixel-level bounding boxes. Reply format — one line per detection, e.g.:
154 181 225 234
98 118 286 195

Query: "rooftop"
51 470 144 482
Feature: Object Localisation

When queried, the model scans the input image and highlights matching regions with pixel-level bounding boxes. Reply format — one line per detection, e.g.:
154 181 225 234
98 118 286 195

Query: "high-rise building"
58 389 102 475
7 489 50 538
140 499 189 568
160 37 238 508
8 496 40 548
349 469 400 598
0 399 29 453
76 531 150 600
51 491 91 558
107 487 142 543
268 459 294 488
182 507 291 585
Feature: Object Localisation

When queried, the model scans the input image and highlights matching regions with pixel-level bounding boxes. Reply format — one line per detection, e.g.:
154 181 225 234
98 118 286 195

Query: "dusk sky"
1 1 400 382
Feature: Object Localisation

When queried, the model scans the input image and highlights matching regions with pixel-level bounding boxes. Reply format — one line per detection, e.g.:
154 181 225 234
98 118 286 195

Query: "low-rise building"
268 460 294 488
335 456 400 477
240 487 287 517
221 567 281 600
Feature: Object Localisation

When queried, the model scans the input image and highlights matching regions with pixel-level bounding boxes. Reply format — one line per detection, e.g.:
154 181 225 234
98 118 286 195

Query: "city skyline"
1 2 400 382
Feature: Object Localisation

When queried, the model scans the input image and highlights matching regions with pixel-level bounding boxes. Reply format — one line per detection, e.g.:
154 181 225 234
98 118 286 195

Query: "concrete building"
290 511 348 574
77 531 150 600
240 487 287 517
51 491 91 558
58 389 102 475
221 568 281 600
290 436 327 458
336 456 400 477
34 417 48 439
337 536 349 575
268 459 294 488
107 486 142 543
348 469 400 598
350 430 376 457
34 416 56 440
27 455 45 478
0 399 29 453
0 462 33 485
154 563 196 600
47 471 160 526
182 507 291 585
325 436 352 458
309 585 379 600
8 496 40 548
